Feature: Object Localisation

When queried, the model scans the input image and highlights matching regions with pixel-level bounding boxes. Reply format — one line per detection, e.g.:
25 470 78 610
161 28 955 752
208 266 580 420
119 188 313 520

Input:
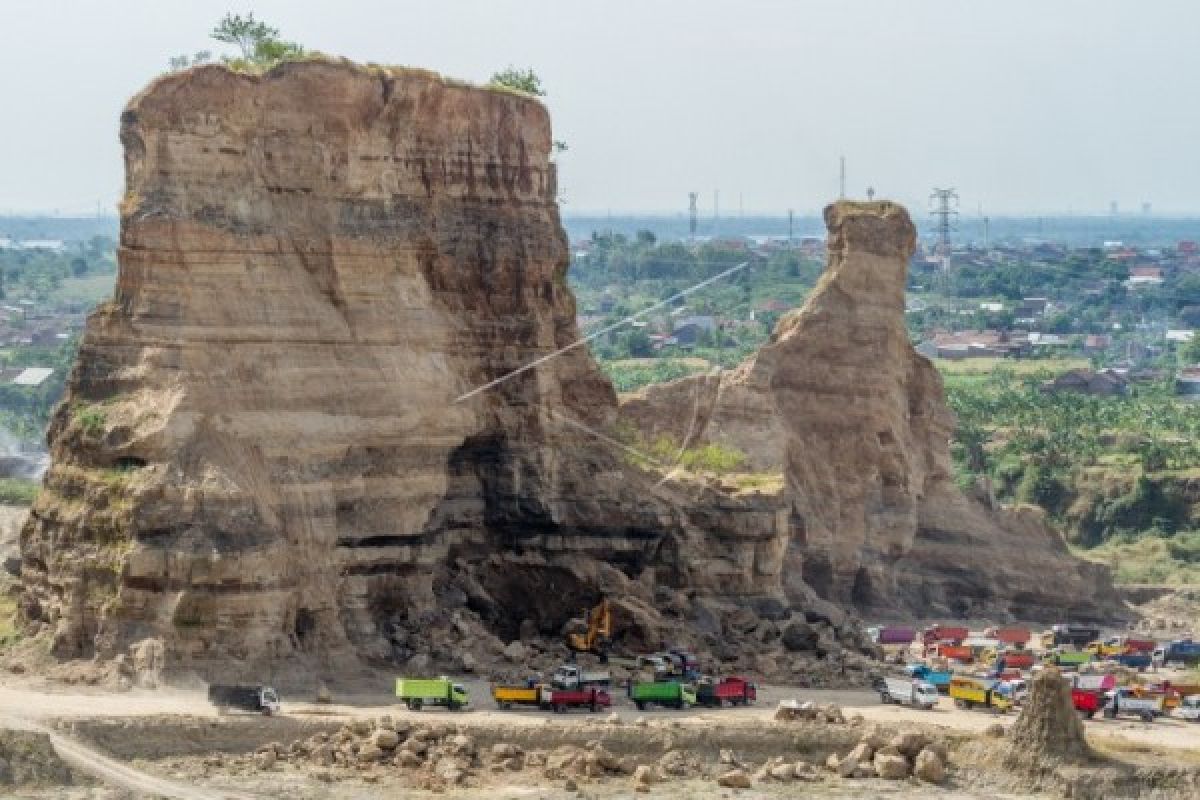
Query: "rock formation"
1006 668 1091 765
19 60 1118 679
18 61 789 676
620 202 1121 622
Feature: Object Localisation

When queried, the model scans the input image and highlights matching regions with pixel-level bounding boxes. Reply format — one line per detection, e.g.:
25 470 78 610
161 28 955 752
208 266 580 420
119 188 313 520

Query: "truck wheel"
1104 708 1116 719
635 701 645 711
555 704 566 713
1141 712 1154 723
589 703 597 713
1087 710 1096 719
408 698 423 712
954 699 966 709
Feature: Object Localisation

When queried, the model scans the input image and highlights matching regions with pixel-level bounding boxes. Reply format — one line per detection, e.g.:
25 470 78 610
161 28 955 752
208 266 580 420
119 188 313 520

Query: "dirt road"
3 679 1197 758
0 704 258 799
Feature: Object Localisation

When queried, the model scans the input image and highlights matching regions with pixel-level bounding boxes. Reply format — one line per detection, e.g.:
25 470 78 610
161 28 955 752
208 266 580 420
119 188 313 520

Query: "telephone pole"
839 156 846 199
929 187 959 257
787 208 795 243
688 192 698 239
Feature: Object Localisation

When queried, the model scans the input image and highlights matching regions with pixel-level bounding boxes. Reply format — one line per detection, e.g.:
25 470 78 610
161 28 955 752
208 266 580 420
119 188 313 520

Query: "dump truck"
879 677 939 710
395 677 469 711
1071 687 1104 719
984 626 1031 646
551 664 611 690
207 685 281 715
948 676 1013 713
1108 652 1151 671
663 650 700 681
1154 640 1200 667
1072 673 1116 692
984 648 1034 670
629 681 697 710
543 687 612 713
1042 625 1100 649
1175 694 1200 722
491 684 543 710
922 625 969 645
926 643 973 663
1043 649 1091 668
875 626 916 645
695 677 756 707
905 663 952 691
1103 689 1162 722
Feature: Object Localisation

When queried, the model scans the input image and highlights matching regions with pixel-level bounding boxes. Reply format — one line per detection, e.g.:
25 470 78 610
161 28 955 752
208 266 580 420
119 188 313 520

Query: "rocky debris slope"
17 60 850 680
620 201 1122 622
0 729 76 788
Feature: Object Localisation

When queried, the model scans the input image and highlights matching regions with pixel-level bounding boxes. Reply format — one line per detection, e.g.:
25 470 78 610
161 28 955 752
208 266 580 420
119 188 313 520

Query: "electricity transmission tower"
688 192 698 239
929 188 959 256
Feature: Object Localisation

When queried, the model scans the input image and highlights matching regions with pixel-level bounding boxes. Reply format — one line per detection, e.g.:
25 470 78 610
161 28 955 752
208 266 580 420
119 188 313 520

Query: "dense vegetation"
943 362 1200 583
0 236 115 302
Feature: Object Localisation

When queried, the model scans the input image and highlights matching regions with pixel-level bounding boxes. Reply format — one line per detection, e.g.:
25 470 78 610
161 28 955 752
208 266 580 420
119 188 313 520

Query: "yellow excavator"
566 598 612 662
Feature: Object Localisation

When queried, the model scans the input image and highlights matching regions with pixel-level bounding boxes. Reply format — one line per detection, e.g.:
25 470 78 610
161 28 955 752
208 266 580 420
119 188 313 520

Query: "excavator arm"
566 599 612 658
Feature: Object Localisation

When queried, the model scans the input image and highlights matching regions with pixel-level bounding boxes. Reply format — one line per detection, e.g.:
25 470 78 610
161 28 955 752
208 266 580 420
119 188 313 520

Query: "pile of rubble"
773 700 849 724
823 727 948 783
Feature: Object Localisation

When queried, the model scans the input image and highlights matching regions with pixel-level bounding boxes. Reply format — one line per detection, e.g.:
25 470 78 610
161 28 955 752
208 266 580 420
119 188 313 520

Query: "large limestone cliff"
620 202 1120 622
20 63 1118 680
19 61 789 676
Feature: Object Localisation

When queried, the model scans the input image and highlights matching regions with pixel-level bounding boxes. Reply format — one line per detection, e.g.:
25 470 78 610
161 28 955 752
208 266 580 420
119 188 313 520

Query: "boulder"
889 731 929 758
716 768 752 789
394 750 422 768
873 753 910 780
504 641 527 661
782 621 818 651
913 748 945 783
371 729 399 750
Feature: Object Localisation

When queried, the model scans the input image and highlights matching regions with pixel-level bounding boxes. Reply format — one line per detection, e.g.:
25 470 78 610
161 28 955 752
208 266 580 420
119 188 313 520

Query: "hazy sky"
2 0 1199 216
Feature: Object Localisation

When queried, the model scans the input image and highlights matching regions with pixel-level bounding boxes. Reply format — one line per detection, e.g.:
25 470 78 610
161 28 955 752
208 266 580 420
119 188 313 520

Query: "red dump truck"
543 687 612 713
923 625 969 645
985 627 1031 646
996 650 1035 670
1071 688 1104 719
928 643 973 662
696 677 757 708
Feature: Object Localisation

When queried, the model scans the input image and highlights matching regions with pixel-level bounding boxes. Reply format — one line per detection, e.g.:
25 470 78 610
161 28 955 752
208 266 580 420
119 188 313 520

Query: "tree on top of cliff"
489 66 546 96
210 12 304 70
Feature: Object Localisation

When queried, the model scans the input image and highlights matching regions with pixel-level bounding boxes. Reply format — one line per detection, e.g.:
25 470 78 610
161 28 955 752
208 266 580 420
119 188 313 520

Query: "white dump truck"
1103 689 1163 722
878 677 939 710
1175 695 1200 722
551 664 612 690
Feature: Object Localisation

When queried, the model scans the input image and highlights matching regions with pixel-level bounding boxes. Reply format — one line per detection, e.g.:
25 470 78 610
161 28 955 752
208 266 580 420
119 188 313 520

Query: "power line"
454 261 751 403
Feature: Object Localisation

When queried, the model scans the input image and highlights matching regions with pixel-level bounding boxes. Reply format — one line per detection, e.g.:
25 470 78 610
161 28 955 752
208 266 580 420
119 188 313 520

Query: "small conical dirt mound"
1007 668 1091 764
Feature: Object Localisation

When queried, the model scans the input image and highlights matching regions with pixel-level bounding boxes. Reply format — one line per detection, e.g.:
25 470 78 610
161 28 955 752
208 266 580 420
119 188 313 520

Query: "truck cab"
1176 695 1200 722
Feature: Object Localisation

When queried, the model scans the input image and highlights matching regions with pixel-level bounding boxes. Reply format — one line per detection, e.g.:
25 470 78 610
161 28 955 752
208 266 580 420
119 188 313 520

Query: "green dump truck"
629 681 697 711
395 677 469 711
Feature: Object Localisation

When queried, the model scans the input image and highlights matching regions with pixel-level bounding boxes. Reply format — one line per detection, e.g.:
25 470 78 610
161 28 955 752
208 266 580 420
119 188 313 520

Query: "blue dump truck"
1155 640 1200 668
906 664 952 692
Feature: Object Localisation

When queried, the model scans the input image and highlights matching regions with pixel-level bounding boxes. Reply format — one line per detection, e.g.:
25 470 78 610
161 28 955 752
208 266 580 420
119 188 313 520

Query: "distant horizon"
3 2 1200 216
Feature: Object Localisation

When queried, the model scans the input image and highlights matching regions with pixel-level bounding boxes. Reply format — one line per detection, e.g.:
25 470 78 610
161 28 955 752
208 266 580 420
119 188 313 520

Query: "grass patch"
726 473 786 493
0 478 38 506
73 405 106 437
1072 536 1200 585
935 357 1089 377
0 586 20 649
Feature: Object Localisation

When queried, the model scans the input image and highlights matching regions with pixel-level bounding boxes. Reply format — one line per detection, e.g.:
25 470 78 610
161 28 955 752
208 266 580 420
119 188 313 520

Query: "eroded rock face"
19 61 789 674
620 201 1121 622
